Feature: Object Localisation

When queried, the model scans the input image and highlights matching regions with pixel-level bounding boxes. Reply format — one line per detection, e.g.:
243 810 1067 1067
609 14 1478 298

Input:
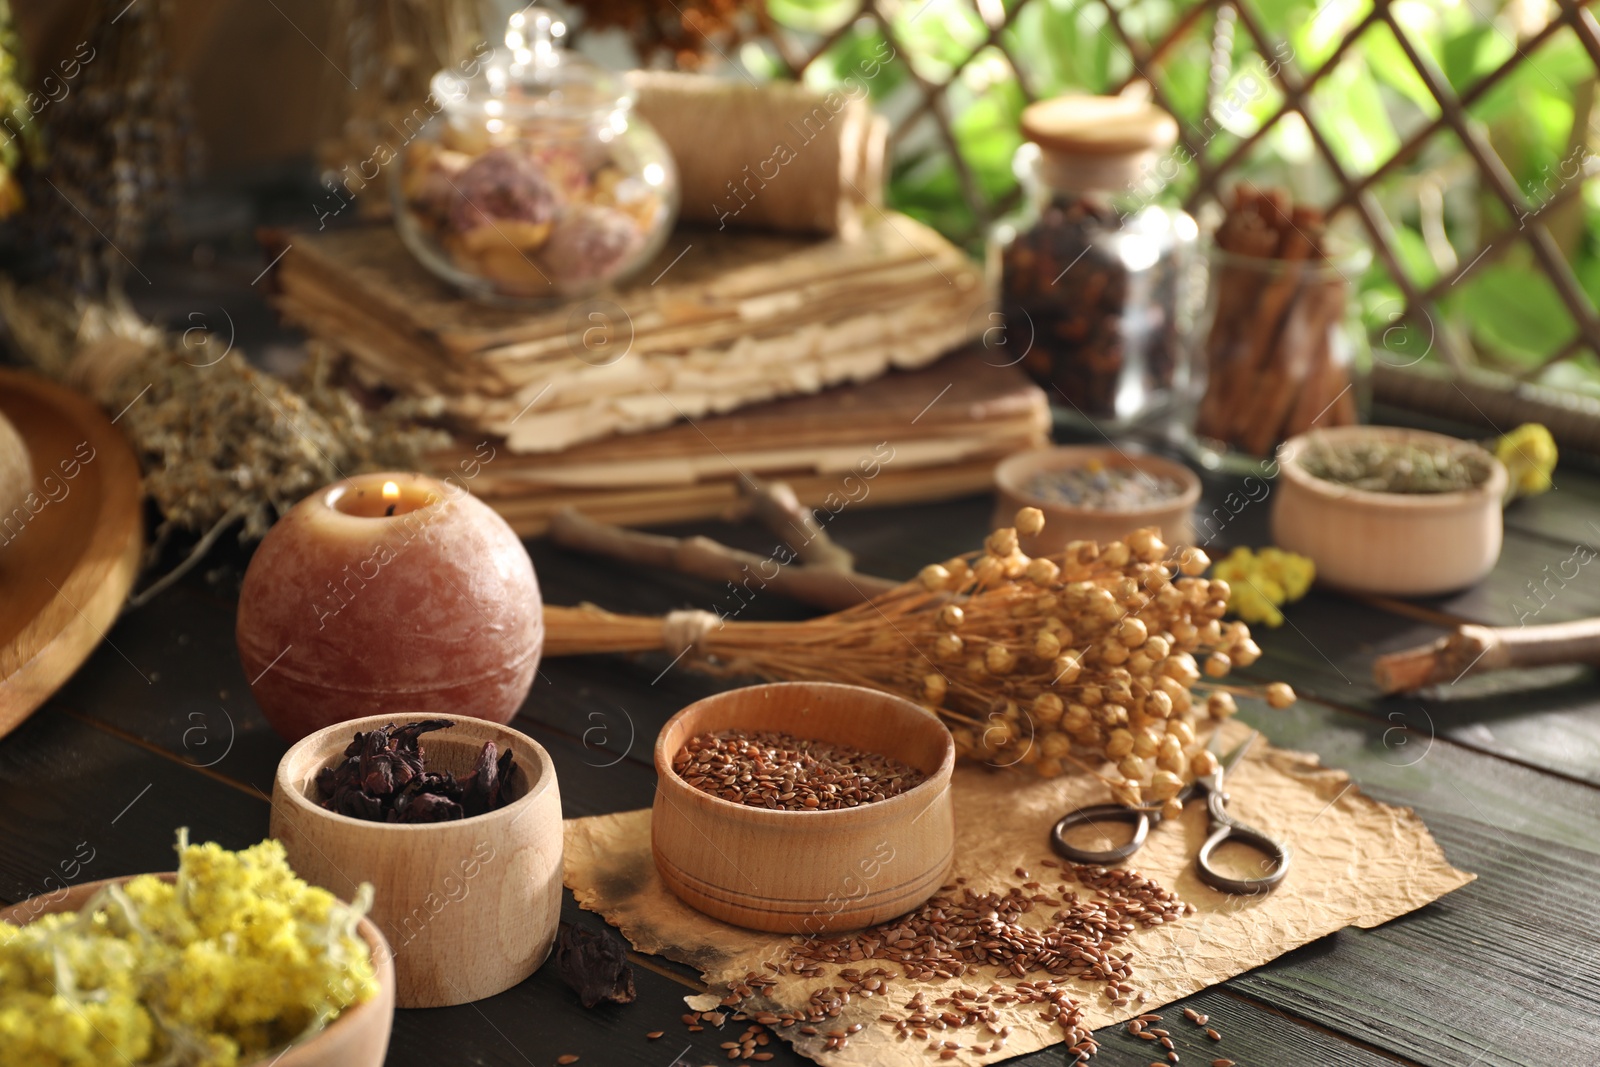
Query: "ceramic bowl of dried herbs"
652 681 955 934
1274 426 1508 596
270 715 563 1009
994 445 1201 556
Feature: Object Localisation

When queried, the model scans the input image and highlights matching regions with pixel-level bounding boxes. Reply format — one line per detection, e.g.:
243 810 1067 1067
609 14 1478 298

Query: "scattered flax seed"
556 1057 579 1065
1212 1060 1236 1067
1207 1028 1222 1041
703 862 1188 1065
645 1031 663 1039
1195 1013 1210 1025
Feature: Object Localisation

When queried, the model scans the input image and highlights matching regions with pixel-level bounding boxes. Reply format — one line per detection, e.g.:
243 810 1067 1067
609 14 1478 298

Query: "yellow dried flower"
1212 546 1314 627
0 833 375 1067
1495 422 1556 500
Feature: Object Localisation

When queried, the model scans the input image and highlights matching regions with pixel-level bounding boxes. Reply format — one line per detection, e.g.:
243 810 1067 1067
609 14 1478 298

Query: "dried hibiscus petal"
555 922 636 1009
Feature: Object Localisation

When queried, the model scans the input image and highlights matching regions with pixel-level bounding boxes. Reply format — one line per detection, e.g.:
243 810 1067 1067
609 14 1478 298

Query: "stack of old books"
269 215 1048 534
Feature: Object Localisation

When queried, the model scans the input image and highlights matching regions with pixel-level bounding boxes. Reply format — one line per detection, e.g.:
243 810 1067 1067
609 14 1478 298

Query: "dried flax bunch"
545 508 1295 811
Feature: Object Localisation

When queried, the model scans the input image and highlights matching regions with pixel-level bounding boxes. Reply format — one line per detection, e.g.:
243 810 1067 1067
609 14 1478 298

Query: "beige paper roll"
630 72 887 238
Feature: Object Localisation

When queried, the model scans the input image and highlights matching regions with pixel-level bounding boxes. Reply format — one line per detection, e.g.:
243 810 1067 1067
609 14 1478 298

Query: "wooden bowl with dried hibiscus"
270 715 562 1009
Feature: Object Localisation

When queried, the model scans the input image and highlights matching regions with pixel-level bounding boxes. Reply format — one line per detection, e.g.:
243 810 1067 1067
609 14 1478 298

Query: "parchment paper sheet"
563 722 1474 1066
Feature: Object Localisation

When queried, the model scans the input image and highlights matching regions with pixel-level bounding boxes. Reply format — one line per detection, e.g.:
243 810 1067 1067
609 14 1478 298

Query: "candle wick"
385 504 397 517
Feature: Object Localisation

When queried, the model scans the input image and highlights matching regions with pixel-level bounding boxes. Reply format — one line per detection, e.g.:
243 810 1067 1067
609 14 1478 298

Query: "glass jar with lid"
995 95 1199 430
393 6 678 305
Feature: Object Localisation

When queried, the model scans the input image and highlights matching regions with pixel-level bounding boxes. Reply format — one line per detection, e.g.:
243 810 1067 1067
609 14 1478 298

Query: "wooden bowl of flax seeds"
652 681 955 933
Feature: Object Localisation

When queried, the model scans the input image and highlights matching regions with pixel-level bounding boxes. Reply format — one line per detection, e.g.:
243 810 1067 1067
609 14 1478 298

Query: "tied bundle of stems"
545 508 1296 813
1195 185 1358 457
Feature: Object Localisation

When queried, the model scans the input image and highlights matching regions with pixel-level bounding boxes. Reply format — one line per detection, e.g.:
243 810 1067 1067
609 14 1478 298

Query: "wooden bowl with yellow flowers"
0 837 394 1067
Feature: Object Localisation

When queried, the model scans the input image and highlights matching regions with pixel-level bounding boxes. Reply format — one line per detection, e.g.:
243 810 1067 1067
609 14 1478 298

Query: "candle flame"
382 481 400 502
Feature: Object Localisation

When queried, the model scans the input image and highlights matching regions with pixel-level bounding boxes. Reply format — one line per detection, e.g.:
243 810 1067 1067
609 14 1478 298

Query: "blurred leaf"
951 59 1026 201
1452 262 1576 365
1308 56 1399 177
1440 24 1514 92
1390 224 1440 288
1361 22 1440 117
1472 31 1591 121
890 153 978 239
808 23 907 101
764 0 862 34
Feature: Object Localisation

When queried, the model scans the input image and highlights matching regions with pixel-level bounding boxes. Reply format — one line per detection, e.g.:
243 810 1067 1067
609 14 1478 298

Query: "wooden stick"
732 476 856 572
1373 617 1600 693
546 508 895 612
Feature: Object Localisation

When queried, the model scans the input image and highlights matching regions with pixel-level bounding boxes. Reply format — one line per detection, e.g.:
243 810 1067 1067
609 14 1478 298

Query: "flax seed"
645 1031 663 1039
673 729 926 809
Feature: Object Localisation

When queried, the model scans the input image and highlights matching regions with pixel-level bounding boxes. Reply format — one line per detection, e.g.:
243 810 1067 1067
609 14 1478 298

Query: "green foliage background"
749 0 1600 390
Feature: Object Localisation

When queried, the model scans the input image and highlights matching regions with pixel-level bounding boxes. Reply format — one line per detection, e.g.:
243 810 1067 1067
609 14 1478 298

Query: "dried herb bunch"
317 719 517 823
545 510 1295 811
24 0 200 292
0 282 448 599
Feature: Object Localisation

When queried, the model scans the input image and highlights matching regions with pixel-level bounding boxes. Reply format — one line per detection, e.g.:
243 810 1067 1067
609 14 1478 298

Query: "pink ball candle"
237 472 543 742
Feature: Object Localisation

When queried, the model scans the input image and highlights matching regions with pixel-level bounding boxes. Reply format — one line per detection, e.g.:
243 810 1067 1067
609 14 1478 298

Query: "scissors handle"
1050 803 1152 865
1194 791 1290 894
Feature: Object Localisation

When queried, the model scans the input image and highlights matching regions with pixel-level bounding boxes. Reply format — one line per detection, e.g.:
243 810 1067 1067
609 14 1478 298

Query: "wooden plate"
0 369 142 738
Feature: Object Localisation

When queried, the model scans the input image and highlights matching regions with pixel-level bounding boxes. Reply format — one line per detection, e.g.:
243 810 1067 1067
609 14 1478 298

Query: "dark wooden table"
6 439 1600 1067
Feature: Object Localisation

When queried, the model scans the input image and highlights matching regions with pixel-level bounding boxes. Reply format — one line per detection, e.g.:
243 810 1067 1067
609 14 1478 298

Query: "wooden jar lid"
1020 94 1178 157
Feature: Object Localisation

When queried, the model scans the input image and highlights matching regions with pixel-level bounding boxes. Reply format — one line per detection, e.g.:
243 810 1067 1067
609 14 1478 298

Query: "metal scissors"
1049 730 1290 894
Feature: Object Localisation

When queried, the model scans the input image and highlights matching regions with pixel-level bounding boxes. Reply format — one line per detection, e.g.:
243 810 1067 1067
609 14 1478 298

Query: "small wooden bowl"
270 714 563 1008
1273 426 1507 596
652 681 955 934
0 873 394 1067
994 446 1201 555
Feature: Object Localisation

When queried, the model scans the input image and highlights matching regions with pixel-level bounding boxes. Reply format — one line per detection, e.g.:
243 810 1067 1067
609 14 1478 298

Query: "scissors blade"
1213 730 1259 778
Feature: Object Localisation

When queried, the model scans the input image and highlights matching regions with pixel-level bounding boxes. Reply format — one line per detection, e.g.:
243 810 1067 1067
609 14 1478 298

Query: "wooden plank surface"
5 435 1600 1066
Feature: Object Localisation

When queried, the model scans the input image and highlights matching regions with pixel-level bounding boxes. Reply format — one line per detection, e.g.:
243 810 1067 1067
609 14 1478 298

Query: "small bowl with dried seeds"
270 714 563 1009
994 446 1201 557
1273 425 1508 595
652 681 955 934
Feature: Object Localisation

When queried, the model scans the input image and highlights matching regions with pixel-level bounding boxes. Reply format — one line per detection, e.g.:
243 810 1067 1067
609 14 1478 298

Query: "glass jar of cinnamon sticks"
996 95 1199 431
1191 186 1370 464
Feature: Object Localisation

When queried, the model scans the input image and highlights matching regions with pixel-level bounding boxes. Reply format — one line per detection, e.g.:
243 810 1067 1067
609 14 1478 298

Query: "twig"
1373 617 1600 693
547 508 894 612
123 508 245 611
734 475 856 572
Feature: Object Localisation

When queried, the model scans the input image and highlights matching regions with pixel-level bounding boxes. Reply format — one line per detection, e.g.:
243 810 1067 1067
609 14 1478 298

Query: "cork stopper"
1020 94 1179 193
1021 94 1178 156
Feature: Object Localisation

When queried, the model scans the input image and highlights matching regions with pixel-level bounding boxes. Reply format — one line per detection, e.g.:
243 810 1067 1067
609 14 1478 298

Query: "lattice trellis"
571 0 1600 439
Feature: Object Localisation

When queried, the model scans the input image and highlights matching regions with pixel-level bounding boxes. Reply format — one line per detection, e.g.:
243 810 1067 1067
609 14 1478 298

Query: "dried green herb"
555 922 637 1008
0 281 450 601
1299 435 1494 494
